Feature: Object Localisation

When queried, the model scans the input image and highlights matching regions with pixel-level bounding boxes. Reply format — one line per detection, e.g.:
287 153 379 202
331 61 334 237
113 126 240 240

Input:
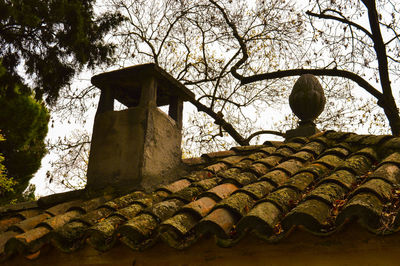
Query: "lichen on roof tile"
368 163 400 185
236 181 275 200
6 131 400 261
237 201 281 237
282 199 332 233
379 152 400 167
158 179 192 194
201 150 237 160
260 170 289 187
274 159 305 176
254 155 284 168
200 183 238 201
222 172 257 187
248 163 270 176
352 178 393 203
180 197 217 218
306 182 347 205
336 154 373 176
263 187 300 214
117 214 159 250
299 142 326 157
213 192 255 218
283 172 315 192
218 155 245 166
230 145 265 153
336 192 383 230
197 208 237 239
319 170 356 190
205 162 229 174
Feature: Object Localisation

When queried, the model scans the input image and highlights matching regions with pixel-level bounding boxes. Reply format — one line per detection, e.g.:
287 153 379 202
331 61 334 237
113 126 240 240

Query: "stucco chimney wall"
86 64 194 193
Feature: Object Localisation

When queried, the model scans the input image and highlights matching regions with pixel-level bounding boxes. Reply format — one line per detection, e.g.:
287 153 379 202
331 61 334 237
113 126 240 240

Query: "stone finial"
286 74 326 139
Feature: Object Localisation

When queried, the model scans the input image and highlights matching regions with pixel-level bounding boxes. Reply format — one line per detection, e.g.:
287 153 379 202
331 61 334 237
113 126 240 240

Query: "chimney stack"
86 63 194 193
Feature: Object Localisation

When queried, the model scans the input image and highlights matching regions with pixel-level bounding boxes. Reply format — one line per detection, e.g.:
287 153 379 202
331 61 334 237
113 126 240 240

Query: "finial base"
285 121 320 140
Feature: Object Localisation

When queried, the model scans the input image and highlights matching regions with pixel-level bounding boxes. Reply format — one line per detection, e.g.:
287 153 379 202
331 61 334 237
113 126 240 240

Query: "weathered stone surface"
320 146 351 158
159 212 199 249
38 210 83 230
146 199 185 221
193 178 220 191
275 159 304 176
159 179 191 194
369 163 400 185
352 179 393 202
264 187 299 213
320 170 356 190
337 154 372 175
168 186 203 203
260 170 290 187
238 201 281 236
300 141 326 156
248 163 270 176
118 214 158 250
202 183 238 201
280 142 304 153
289 151 315 163
5 227 51 255
306 183 346 205
197 208 236 238
115 204 144 220
284 172 315 192
299 163 330 179
336 193 383 229
51 220 88 252
282 199 331 232
87 107 182 193
205 162 229 174
255 156 283 168
259 147 277 155
86 215 125 251
218 156 244 166
8 213 51 233
286 123 320 139
315 154 344 169
353 147 378 162
103 191 146 210
214 192 255 217
202 150 236 160
0 217 22 233
224 172 257 186
161 213 198 236
238 181 275 199
246 152 268 161
380 152 400 167
289 74 325 122
230 145 264 153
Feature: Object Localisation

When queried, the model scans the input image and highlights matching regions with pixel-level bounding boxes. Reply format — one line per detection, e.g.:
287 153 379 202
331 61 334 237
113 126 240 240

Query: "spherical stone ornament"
289 74 326 122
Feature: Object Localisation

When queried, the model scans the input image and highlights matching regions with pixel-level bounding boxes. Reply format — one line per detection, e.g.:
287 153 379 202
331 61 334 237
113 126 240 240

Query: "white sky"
29 0 399 197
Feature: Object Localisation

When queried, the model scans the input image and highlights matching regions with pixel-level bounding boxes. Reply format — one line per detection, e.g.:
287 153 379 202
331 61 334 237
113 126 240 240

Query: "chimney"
86 63 194 193
285 74 326 139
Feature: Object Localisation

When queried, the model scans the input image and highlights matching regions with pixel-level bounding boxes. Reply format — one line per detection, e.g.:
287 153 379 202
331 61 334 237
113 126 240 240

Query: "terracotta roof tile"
180 197 217 218
6 131 400 261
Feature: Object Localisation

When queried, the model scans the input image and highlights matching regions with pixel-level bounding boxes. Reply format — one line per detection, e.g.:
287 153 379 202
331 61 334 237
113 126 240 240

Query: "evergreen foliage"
0 0 124 103
0 0 122 202
0 133 17 198
0 65 49 204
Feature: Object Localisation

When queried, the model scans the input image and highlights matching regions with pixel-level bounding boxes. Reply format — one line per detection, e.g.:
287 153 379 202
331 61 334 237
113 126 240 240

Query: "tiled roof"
2 130 400 261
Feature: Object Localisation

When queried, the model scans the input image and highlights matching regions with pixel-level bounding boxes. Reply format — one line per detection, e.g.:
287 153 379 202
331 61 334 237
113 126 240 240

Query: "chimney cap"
91 63 195 107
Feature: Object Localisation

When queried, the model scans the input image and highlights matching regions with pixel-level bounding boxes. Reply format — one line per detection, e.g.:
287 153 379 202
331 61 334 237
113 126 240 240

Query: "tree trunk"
381 97 400 136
